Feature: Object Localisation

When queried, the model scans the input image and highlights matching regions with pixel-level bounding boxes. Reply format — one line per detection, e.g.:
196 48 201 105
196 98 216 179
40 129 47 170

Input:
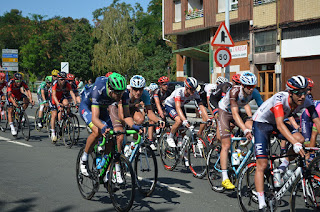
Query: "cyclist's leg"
22 94 29 110
108 104 124 153
214 110 221 142
7 99 16 135
49 98 58 141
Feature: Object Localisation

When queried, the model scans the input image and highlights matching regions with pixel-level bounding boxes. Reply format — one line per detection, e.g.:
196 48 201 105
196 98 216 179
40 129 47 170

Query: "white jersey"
204 83 218 98
253 91 313 125
219 85 253 113
164 87 201 108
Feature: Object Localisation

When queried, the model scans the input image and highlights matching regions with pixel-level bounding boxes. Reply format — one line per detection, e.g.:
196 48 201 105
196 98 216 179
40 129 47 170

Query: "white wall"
282 35 320 58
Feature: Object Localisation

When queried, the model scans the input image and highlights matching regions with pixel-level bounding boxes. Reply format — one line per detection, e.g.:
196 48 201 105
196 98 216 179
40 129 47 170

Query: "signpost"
214 47 232 68
2 49 18 72
61 62 69 73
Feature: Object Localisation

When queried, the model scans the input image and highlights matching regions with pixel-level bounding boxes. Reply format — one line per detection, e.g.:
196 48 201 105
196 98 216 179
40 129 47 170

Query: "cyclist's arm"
244 104 253 118
91 106 108 132
52 90 60 107
8 92 18 107
275 115 301 146
145 105 159 123
69 90 78 105
231 104 247 132
207 97 214 116
41 89 47 102
154 96 164 118
288 116 300 130
199 104 209 120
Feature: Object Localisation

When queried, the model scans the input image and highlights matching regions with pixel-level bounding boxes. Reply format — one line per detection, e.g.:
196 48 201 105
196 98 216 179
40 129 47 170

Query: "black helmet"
57 72 67 79
14 72 22 80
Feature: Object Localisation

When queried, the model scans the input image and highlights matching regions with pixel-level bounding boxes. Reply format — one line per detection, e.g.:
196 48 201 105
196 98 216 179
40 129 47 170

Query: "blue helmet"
286 75 308 90
184 77 198 89
240 72 257 85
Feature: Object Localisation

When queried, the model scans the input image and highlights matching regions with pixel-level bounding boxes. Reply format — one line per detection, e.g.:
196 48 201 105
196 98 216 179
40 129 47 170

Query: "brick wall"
294 0 320 21
253 2 276 27
185 18 204 28
216 11 238 23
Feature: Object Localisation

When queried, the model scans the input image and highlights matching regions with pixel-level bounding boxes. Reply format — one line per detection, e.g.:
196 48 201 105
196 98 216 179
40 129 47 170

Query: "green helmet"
45 76 53 83
108 73 127 91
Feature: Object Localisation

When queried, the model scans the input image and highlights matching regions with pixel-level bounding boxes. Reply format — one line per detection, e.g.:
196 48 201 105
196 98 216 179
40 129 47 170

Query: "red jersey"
7 80 29 99
51 80 72 105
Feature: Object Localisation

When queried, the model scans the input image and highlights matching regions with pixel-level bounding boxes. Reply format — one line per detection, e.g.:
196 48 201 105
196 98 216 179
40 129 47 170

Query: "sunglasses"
245 85 256 89
187 87 196 92
161 83 168 86
307 88 312 91
292 90 307 97
15 80 22 83
132 87 144 91
112 90 124 95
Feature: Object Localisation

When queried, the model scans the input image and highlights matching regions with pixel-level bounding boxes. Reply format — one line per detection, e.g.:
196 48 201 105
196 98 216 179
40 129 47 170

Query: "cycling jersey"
253 91 314 125
37 82 49 95
164 87 202 108
219 85 253 113
50 80 72 105
252 88 264 107
301 100 320 142
7 80 29 100
209 82 233 109
204 83 218 98
152 88 171 109
126 88 151 108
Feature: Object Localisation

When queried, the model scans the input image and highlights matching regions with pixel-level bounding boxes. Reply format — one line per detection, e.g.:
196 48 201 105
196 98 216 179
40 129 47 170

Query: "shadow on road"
0 197 37 212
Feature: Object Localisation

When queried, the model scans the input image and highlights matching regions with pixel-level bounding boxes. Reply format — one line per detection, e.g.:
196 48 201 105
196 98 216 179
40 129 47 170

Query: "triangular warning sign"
211 22 235 47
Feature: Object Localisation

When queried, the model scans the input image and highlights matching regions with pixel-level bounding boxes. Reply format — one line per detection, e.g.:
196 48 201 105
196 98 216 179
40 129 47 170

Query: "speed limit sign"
214 47 232 67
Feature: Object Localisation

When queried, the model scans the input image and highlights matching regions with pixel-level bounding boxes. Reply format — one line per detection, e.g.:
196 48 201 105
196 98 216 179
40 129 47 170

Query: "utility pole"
225 0 230 80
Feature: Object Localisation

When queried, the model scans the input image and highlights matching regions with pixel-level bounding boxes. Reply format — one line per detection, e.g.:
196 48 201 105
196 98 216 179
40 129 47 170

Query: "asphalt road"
0 103 301 212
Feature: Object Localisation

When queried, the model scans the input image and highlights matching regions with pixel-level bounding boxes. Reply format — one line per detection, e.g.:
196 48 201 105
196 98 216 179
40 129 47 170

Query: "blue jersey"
252 88 263 107
125 88 151 107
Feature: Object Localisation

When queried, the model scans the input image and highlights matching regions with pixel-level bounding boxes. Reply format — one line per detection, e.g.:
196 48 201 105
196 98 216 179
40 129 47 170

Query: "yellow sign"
2 58 18 62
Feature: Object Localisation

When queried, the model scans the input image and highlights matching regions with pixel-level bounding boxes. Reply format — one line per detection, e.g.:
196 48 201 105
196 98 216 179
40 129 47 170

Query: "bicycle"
69 104 80 144
34 104 50 132
159 121 210 178
3 101 31 141
123 122 158 196
0 100 7 132
237 146 320 212
48 106 75 148
76 130 135 212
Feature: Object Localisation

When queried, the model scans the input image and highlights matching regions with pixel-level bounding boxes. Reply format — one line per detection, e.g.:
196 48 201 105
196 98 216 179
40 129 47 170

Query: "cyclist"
52 69 59 82
79 73 141 183
252 75 320 211
66 73 81 104
164 77 211 166
49 72 77 142
153 76 171 120
118 75 165 147
218 72 258 189
0 72 8 116
36 76 53 128
7 72 35 136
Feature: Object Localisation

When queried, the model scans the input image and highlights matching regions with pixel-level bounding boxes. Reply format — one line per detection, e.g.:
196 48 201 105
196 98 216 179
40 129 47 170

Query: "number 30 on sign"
214 47 232 68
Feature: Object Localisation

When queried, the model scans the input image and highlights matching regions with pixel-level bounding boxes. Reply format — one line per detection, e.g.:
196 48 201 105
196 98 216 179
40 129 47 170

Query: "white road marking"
0 135 33 147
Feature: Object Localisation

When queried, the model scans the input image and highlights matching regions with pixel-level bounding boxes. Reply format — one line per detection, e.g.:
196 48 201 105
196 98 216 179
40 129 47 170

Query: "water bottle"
97 154 109 169
124 144 132 157
282 169 294 182
273 169 283 187
177 135 183 147
156 127 161 135
232 150 240 165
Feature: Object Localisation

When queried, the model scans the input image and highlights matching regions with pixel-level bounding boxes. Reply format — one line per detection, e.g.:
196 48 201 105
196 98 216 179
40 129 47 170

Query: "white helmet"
149 83 158 91
184 77 198 89
240 72 257 85
130 75 146 88
216 76 228 85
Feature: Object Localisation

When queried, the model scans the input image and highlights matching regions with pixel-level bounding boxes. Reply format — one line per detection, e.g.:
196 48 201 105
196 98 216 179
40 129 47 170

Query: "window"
175 0 181 22
253 0 276 6
255 30 277 53
218 0 238 13
185 0 203 20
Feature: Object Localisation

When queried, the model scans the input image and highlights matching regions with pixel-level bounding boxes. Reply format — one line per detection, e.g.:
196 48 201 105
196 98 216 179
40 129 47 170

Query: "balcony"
185 8 204 20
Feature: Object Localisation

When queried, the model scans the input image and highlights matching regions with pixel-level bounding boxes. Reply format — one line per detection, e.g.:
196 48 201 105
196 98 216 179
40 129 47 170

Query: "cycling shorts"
300 110 313 142
164 105 186 121
253 121 298 159
7 94 27 108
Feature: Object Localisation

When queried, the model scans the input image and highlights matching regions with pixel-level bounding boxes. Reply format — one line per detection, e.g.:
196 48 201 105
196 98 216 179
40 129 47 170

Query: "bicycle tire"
34 107 41 132
108 154 135 212
206 143 226 192
21 112 30 141
76 147 99 200
290 170 320 211
134 143 158 196
188 134 210 179
159 130 179 171
62 117 75 148
308 154 320 173
71 114 80 144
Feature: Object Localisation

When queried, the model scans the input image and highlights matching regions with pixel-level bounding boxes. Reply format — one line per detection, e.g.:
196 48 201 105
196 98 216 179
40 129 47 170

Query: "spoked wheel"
21 112 30 141
34 107 41 132
206 144 225 192
159 131 179 171
71 114 80 144
62 117 75 148
46 112 51 132
108 154 135 212
76 147 99 200
290 171 320 212
188 135 210 179
0 107 7 132
134 143 158 196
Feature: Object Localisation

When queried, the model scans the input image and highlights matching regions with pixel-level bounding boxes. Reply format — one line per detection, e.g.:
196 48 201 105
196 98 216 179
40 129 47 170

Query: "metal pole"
225 0 230 80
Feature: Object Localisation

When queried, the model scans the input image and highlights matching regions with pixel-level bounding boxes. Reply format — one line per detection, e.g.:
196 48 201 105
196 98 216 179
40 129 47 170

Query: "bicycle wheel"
134 143 158 196
108 154 135 212
76 147 99 200
21 112 30 141
62 117 75 148
206 143 225 192
34 107 41 132
159 130 179 171
290 170 320 211
308 155 320 173
188 135 210 179
71 114 80 144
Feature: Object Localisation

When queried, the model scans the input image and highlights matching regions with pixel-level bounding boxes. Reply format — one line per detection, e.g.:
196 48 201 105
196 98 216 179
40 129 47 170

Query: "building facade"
163 0 320 100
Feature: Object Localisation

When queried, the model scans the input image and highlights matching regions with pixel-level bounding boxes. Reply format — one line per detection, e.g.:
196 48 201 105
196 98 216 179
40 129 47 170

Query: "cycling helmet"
232 74 241 84
108 73 127 91
52 69 59 76
14 72 22 80
67 73 75 81
307 77 314 88
105 72 113 77
57 72 67 79
216 76 228 85
149 83 158 91
45 76 53 83
184 77 198 90
240 72 257 85
130 75 146 88
0 73 5 80
158 76 169 84
286 75 308 90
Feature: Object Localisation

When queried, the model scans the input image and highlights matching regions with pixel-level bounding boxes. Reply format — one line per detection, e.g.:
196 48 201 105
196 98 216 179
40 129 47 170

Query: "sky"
1 0 150 25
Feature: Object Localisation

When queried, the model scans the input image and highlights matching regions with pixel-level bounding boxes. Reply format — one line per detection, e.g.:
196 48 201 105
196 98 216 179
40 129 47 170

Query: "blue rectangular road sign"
2 53 18 58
